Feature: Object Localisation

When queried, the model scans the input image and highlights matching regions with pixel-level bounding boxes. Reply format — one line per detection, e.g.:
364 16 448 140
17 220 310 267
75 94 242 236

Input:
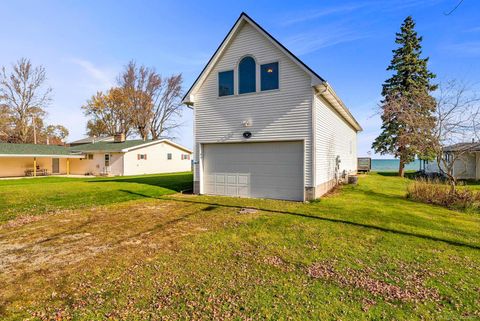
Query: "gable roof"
182 12 362 132
0 143 83 158
69 139 192 154
444 142 480 152
69 136 114 145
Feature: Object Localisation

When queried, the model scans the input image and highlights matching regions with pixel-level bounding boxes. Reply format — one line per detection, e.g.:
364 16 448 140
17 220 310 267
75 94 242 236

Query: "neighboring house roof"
69 136 114 145
0 143 83 158
182 12 362 132
0 139 192 157
444 142 480 152
69 139 193 154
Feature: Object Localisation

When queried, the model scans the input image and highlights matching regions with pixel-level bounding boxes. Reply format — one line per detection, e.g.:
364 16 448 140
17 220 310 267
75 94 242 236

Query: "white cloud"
284 28 369 55
444 41 480 56
281 4 367 26
69 58 115 89
465 26 480 33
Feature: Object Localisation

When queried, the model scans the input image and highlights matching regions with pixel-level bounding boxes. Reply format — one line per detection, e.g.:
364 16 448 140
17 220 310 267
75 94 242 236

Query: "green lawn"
0 173 479 320
0 172 193 223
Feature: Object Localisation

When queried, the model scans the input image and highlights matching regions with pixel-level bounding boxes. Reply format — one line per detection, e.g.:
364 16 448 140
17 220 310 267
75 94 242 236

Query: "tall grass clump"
407 178 480 212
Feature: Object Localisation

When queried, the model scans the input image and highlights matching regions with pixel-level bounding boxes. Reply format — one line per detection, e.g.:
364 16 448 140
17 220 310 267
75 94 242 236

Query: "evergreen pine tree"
372 16 437 177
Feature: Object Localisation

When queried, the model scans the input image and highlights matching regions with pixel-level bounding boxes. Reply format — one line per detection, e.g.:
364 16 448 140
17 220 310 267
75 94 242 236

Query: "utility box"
357 157 371 173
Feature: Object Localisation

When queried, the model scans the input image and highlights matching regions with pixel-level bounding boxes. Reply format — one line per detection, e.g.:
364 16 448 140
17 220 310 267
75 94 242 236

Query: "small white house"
183 12 362 201
0 139 192 177
425 142 480 180
70 139 192 176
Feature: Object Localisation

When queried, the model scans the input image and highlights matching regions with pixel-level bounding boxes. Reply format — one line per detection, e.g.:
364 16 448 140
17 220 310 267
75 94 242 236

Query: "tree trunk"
448 169 457 193
398 158 405 177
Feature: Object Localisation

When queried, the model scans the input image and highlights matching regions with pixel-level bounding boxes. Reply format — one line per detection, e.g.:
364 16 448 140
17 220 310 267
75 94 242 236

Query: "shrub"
407 178 480 212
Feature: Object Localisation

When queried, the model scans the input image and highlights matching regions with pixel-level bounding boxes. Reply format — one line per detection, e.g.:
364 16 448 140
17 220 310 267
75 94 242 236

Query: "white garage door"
203 141 304 201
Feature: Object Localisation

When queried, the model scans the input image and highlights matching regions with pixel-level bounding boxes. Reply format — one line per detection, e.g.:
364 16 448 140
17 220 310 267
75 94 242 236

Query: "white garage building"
183 12 362 201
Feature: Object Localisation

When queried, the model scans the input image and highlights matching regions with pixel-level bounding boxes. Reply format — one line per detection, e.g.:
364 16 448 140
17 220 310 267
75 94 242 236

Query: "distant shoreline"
370 159 421 172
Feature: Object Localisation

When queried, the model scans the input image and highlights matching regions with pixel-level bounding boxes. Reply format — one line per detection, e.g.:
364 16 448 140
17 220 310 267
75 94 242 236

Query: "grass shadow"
376 171 418 179
90 173 193 193
118 190 480 251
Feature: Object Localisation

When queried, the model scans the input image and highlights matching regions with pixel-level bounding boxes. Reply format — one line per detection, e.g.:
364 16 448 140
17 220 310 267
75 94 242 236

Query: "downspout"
312 83 329 195
311 88 317 194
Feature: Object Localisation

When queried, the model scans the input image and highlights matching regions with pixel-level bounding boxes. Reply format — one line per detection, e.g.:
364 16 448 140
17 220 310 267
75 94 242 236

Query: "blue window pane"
261 62 279 91
239 56 256 94
218 70 234 96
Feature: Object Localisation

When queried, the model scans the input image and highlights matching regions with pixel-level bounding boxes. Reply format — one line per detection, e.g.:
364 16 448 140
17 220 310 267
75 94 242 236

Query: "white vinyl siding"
453 153 477 179
426 152 478 180
122 142 191 176
314 94 357 185
194 22 313 186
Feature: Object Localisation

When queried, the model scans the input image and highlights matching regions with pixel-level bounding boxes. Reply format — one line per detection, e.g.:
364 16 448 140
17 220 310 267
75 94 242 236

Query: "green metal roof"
69 140 153 152
0 139 190 156
0 143 78 156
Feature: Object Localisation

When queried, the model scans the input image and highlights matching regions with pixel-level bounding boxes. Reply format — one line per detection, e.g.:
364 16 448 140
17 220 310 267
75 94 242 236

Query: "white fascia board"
122 139 193 154
315 83 362 132
0 154 84 158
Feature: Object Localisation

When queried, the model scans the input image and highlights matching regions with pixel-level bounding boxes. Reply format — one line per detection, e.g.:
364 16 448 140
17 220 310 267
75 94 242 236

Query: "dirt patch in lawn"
0 198 237 317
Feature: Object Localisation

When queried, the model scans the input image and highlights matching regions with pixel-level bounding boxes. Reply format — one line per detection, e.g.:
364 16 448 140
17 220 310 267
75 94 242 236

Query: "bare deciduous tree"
433 80 480 189
150 74 183 139
0 105 12 141
0 58 52 143
118 61 161 140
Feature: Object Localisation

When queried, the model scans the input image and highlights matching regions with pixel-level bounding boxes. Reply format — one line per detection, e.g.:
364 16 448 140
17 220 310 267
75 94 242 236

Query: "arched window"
238 56 256 94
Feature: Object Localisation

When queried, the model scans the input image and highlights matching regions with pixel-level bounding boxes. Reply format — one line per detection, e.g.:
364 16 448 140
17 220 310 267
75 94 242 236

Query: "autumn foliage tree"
83 87 133 137
83 60 184 141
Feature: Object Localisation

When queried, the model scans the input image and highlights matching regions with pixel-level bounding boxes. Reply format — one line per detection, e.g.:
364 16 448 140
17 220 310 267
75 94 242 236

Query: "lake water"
371 159 421 172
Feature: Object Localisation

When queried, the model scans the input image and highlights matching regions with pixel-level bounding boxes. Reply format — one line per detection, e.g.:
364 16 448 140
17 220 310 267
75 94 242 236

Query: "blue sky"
1 0 479 158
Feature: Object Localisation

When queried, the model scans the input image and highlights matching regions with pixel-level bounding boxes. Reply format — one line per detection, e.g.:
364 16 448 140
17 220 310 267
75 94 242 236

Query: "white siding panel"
426 153 478 180
69 152 123 176
315 94 357 185
453 153 476 179
123 142 191 176
194 23 313 186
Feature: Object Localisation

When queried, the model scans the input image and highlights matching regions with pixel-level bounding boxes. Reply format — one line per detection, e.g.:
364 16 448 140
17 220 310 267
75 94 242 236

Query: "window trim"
104 153 111 167
216 58 281 99
218 69 235 97
238 55 257 95
260 61 280 91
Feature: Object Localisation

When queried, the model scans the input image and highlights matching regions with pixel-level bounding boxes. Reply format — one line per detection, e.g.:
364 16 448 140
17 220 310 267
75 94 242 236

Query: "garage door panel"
203 141 303 201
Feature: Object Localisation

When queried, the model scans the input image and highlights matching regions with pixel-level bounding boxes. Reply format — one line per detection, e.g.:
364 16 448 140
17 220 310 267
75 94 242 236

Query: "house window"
261 62 279 91
87 154 94 160
181 154 190 160
239 56 256 94
218 70 234 96
104 154 110 167
137 154 147 160
167 153 172 160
